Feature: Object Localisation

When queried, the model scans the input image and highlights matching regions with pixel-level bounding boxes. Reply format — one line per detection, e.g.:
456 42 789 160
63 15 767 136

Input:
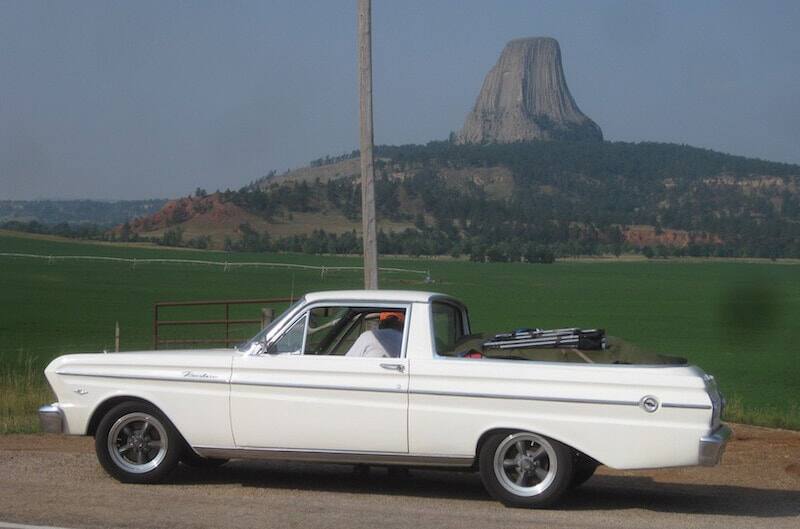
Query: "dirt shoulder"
0 424 798 529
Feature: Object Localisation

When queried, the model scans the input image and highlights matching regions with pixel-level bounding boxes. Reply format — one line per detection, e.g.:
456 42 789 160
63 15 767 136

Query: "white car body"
40 290 729 474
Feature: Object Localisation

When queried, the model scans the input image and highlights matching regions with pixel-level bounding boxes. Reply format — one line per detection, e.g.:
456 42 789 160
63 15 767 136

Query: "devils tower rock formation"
458 37 602 144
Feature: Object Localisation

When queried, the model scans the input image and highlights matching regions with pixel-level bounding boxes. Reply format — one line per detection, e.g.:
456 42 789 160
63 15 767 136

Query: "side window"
432 302 464 355
329 314 366 355
305 306 349 354
302 306 407 358
268 314 307 354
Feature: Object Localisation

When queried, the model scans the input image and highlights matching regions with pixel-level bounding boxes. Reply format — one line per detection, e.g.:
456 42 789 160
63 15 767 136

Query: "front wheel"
570 452 599 489
479 431 573 508
95 401 182 483
181 449 229 468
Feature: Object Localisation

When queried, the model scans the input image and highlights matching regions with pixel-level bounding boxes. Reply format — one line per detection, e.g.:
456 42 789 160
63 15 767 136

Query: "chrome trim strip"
193 445 474 467
54 371 230 385
54 370 712 410
234 382 653 408
232 379 407 394
415 390 710 410
410 389 640 407
662 402 713 410
56 370 404 393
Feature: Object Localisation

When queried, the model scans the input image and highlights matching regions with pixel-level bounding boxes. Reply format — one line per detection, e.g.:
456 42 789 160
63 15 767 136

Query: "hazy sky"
1 0 798 200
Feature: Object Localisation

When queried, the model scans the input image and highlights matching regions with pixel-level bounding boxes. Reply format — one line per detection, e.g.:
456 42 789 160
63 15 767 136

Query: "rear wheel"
95 401 182 483
479 431 573 508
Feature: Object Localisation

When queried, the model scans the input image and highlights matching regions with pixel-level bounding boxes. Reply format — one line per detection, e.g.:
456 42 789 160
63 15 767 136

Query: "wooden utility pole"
358 0 378 289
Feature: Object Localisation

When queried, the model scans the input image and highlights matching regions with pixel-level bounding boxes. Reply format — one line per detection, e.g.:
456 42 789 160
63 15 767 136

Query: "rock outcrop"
458 37 602 144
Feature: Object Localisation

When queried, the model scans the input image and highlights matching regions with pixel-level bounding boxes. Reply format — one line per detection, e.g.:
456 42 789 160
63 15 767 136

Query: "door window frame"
259 301 413 359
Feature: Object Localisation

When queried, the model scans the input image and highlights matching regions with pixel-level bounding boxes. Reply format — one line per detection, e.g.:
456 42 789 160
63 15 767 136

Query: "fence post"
153 304 159 350
115 321 120 352
261 308 275 329
225 302 230 347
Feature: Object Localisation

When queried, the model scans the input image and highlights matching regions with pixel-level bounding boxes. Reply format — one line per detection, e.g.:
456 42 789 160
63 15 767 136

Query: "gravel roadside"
0 424 798 529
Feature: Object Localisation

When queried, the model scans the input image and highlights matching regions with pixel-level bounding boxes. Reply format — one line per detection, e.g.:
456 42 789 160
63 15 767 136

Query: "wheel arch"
474 427 515 467
474 426 599 467
87 395 176 438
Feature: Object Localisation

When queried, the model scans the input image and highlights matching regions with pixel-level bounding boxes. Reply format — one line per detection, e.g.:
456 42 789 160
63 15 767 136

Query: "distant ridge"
97 140 800 260
0 199 167 225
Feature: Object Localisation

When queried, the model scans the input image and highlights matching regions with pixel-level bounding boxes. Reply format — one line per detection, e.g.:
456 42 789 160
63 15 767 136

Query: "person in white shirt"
346 311 404 358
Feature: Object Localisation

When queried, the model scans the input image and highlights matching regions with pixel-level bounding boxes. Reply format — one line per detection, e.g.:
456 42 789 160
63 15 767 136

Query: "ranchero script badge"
182 370 219 380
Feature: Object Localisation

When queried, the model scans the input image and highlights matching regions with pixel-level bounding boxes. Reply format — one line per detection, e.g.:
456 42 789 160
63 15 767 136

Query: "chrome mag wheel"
107 412 169 474
492 432 558 497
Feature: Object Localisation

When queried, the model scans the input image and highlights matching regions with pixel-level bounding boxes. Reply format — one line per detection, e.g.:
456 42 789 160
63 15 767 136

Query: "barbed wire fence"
0 252 432 282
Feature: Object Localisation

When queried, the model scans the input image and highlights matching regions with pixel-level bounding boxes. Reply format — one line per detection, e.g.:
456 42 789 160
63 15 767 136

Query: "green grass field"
1 231 798 432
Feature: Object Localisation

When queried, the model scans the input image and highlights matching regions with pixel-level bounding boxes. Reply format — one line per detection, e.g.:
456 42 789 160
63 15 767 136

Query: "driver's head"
378 311 404 331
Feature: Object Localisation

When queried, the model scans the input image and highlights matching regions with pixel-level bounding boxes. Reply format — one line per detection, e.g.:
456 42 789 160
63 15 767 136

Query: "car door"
230 303 410 453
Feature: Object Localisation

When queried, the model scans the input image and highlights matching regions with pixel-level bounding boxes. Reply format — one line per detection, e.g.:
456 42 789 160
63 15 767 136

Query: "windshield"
236 298 304 352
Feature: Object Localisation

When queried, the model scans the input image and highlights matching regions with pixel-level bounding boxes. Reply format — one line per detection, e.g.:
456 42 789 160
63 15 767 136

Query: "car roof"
302 290 462 305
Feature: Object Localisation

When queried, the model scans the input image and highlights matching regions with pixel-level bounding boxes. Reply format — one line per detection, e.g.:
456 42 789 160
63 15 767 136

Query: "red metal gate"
153 298 293 349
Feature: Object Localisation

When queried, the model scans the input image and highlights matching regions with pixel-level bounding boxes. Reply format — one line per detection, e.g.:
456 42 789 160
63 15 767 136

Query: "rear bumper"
699 424 732 466
38 403 65 434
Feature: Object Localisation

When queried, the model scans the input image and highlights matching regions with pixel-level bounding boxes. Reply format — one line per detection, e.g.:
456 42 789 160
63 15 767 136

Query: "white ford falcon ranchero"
39 290 730 508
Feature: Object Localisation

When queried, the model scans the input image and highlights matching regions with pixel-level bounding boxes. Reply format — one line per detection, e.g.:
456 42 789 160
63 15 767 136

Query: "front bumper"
38 403 65 434
699 424 732 466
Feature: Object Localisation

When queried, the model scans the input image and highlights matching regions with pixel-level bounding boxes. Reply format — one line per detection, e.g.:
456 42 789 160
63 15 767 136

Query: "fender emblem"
639 395 660 413
182 370 219 380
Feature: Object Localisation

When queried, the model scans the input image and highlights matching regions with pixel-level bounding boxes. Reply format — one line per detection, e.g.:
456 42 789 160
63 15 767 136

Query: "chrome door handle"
380 363 405 373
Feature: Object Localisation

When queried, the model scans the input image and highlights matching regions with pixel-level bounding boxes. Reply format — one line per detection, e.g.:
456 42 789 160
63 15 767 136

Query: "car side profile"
39 290 730 508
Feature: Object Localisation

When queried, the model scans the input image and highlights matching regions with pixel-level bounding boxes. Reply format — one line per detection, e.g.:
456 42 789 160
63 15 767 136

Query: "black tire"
479 430 573 508
387 466 410 478
95 401 182 484
181 449 229 468
569 452 598 489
